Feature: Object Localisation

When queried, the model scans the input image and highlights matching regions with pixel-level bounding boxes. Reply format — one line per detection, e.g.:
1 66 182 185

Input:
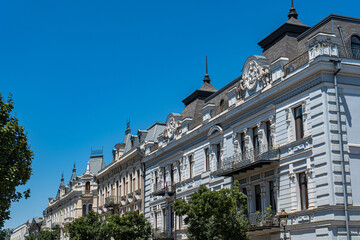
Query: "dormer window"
351 35 360 58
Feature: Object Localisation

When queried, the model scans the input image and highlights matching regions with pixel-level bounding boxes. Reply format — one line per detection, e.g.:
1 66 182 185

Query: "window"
255 185 262 212
265 121 272 150
88 204 92 212
82 205 87 216
205 148 210 171
240 132 245 154
178 164 182 182
215 143 221 168
189 155 194 178
269 181 276 212
137 170 141 189
253 127 259 155
170 165 174 184
85 182 90 192
122 177 126 196
351 35 360 58
129 174 133 193
294 106 304 140
299 172 309 210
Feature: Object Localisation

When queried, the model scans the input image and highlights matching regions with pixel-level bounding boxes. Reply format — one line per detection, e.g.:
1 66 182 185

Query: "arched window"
82 205 87 216
351 35 360 58
88 204 92 212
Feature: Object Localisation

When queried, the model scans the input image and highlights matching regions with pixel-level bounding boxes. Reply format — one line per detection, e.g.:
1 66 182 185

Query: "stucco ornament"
240 55 271 91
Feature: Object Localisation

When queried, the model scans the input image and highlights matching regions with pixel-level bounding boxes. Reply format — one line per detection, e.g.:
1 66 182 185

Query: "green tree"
0 93 33 229
104 211 151 240
174 181 249 240
65 211 106 240
25 230 59 240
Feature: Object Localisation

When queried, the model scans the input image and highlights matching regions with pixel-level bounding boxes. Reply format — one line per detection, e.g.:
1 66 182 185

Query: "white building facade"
143 8 360 240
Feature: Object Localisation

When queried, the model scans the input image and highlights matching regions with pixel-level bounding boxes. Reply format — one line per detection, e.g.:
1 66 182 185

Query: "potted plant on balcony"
264 205 274 226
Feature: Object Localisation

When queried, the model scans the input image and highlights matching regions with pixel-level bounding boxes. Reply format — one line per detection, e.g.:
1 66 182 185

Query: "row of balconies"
104 189 142 208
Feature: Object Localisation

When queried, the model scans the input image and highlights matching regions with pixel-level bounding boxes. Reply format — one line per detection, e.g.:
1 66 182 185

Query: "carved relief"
269 116 276 148
240 58 272 91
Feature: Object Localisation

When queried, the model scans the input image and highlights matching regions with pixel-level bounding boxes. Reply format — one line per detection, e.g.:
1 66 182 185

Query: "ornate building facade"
96 122 165 217
142 5 360 240
42 151 105 240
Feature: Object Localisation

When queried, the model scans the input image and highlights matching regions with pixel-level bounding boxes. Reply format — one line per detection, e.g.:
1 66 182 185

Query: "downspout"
338 25 349 57
333 60 350 240
142 162 146 215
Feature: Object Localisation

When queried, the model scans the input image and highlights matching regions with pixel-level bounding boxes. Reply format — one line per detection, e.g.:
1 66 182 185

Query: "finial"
288 0 298 19
203 56 211 83
73 163 76 172
61 173 64 181
127 116 130 129
125 116 131 134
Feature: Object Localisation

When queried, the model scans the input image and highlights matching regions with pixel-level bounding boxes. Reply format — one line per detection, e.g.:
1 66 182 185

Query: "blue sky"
2 0 359 229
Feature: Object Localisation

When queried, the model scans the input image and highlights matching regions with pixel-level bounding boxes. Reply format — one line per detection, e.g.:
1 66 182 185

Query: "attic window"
219 99 228 113
351 35 360 58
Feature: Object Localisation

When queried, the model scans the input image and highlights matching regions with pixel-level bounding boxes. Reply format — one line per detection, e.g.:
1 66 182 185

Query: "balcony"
153 182 175 196
247 211 280 234
51 222 61 230
217 146 280 176
284 46 360 77
104 196 119 208
153 228 174 240
81 190 93 199
63 217 74 225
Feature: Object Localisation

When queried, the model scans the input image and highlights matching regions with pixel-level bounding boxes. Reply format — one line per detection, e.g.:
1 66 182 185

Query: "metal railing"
284 46 360 77
217 145 280 175
283 51 309 76
153 182 175 196
104 196 118 207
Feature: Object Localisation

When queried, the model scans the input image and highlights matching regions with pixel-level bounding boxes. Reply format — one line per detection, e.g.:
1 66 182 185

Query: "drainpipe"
142 162 146 215
332 60 350 240
338 25 349 57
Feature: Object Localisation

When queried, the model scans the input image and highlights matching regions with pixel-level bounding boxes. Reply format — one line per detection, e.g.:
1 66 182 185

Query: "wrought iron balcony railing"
284 46 360 76
153 182 175 196
217 146 280 176
104 196 118 207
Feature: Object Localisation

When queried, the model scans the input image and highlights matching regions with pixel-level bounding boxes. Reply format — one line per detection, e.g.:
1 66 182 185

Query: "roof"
298 14 360 40
258 20 310 50
88 155 106 176
145 122 166 143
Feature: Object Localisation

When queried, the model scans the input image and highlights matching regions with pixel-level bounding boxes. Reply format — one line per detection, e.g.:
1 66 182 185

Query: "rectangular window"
253 127 259 155
129 174 133 193
178 165 181 183
299 172 309 210
255 185 262 212
137 170 141 189
215 143 221 167
269 181 276 212
265 120 272 150
205 148 210 171
170 165 174 184
189 155 194 178
294 106 304 140
122 177 126 196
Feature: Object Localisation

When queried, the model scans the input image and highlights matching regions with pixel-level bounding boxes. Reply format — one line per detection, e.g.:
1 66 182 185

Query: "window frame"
294 105 304 140
298 172 309 210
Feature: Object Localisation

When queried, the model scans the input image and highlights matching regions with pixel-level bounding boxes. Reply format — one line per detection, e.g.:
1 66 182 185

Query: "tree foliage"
104 211 151 240
65 211 106 240
65 211 151 240
174 181 249 240
0 93 33 229
25 230 59 240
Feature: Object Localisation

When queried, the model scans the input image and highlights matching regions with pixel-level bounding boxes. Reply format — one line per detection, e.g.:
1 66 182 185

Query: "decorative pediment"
239 55 271 92
163 113 182 140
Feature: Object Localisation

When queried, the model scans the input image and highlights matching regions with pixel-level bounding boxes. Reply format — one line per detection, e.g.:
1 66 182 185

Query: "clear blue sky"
2 0 359 229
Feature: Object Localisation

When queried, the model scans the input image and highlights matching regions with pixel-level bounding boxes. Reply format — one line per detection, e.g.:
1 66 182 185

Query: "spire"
203 56 211 83
61 173 64 182
125 117 131 135
73 163 76 172
288 0 298 19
